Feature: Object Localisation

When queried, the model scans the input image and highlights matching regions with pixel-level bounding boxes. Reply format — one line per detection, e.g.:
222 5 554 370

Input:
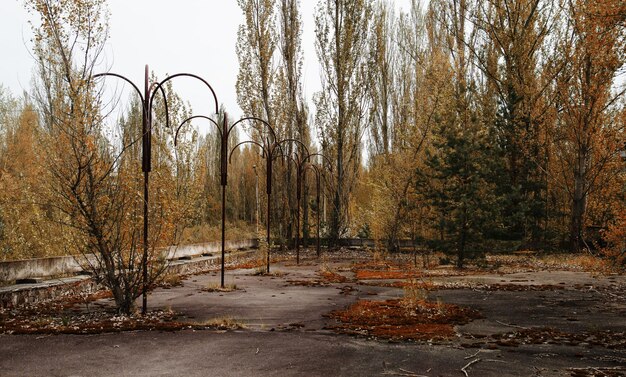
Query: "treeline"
0 84 264 261
344 0 626 266
0 0 625 268
209 0 626 265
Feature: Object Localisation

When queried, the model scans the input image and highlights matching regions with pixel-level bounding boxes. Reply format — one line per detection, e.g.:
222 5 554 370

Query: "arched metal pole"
175 114 225 285
277 139 309 264
228 118 276 274
229 138 280 274
141 65 150 314
94 65 219 313
178 114 275 287
304 164 322 258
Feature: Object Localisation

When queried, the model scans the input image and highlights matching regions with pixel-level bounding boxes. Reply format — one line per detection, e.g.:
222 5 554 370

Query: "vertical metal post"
141 64 150 315
323 189 326 229
221 185 226 288
266 148 272 274
254 165 259 235
142 172 149 313
220 114 228 288
317 176 321 258
296 165 301 264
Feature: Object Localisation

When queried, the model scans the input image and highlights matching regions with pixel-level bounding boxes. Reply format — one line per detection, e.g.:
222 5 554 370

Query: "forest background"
0 0 624 269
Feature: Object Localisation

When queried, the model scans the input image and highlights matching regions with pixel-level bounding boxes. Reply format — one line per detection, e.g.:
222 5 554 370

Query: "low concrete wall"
0 256 84 283
0 276 97 309
0 239 258 284
164 239 258 260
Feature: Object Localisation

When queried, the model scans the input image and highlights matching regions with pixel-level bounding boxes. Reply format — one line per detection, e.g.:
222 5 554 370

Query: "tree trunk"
570 153 588 252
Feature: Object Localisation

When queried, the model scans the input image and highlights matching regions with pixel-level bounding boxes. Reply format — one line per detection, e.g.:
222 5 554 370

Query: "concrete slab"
1 252 624 376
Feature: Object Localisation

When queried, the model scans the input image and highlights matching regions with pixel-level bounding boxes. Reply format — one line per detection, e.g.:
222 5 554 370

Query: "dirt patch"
0 288 243 335
1 308 190 335
326 299 482 341
484 327 626 349
361 280 572 293
285 270 348 286
568 366 626 377
285 279 329 287
476 283 567 292
200 284 239 293
352 260 410 271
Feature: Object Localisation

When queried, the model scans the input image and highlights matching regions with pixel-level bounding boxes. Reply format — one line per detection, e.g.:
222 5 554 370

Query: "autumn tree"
0 90 66 260
26 0 171 314
367 1 396 157
237 0 311 248
473 0 564 246
275 0 311 245
314 0 372 243
362 1 447 251
553 0 626 251
237 0 277 127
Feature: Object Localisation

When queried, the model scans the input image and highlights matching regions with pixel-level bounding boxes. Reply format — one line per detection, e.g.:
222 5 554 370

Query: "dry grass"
198 316 246 330
158 273 184 288
179 221 256 245
201 283 238 293
401 278 431 307
318 263 349 283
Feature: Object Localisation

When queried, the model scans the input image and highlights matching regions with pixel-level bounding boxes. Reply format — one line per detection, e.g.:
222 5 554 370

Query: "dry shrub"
402 278 430 308
601 211 626 271
202 283 238 292
158 273 184 288
199 316 246 330
180 221 257 245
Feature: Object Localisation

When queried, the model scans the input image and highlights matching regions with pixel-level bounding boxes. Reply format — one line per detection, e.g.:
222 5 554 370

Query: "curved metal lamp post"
276 139 310 264
230 130 281 274
301 153 332 259
93 65 218 314
175 115 275 287
303 164 322 257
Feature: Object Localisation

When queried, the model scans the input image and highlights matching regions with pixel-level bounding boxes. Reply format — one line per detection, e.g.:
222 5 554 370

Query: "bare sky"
1 1 412 121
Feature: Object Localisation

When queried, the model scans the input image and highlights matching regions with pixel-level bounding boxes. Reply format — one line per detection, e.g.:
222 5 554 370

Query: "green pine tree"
422 118 500 268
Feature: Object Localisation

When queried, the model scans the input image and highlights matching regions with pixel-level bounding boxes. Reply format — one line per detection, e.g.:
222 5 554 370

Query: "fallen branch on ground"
461 358 481 377
495 320 528 329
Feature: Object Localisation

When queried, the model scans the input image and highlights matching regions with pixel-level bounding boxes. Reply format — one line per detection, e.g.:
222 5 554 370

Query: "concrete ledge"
164 239 258 260
0 276 96 309
0 247 258 309
0 255 85 283
0 239 259 285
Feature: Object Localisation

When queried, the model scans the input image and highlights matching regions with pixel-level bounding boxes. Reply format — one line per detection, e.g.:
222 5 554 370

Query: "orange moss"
327 299 481 341
227 260 265 270
352 260 411 271
318 270 348 283
355 270 421 280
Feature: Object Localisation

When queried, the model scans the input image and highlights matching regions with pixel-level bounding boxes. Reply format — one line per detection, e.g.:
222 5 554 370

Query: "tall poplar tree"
554 0 626 251
314 0 372 242
236 0 277 126
275 0 311 243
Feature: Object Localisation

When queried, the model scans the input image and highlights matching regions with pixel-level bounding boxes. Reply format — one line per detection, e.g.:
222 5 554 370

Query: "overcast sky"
1 0 412 121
